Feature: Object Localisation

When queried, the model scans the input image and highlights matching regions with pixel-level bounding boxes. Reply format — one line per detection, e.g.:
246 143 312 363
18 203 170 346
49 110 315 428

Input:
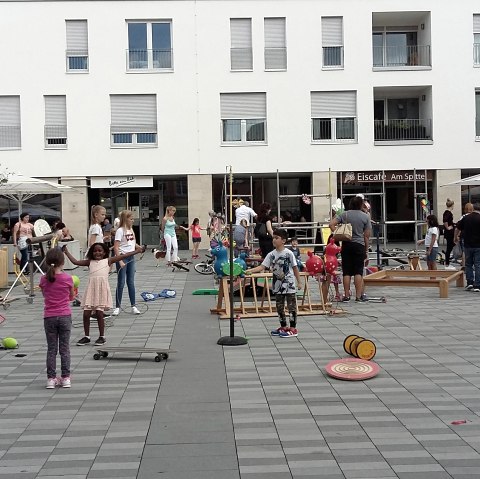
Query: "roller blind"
220 93 266 119
0 96 20 125
474 14 480 33
66 20 88 52
230 18 253 70
110 94 157 133
0 96 21 148
264 17 287 70
322 17 343 46
45 96 67 126
311 91 356 117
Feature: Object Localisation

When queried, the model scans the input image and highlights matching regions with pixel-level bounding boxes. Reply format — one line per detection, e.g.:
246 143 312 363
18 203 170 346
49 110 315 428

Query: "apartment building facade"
1 0 480 245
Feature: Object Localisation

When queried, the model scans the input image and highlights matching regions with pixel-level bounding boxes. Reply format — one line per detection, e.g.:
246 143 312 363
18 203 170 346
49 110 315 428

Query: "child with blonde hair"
88 205 106 247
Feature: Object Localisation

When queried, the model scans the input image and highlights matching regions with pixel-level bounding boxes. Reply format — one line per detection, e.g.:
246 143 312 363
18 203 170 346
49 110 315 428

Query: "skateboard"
171 259 191 272
93 346 176 363
366 296 386 303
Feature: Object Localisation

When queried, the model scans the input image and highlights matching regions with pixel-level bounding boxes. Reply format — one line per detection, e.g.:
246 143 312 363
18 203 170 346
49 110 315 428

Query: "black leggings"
444 230 454 266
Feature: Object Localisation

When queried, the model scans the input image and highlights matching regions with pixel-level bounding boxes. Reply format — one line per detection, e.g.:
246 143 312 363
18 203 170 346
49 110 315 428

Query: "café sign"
91 176 154 188
342 171 432 183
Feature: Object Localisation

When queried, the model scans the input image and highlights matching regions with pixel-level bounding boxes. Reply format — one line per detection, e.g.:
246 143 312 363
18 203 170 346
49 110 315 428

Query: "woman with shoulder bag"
13 212 34 272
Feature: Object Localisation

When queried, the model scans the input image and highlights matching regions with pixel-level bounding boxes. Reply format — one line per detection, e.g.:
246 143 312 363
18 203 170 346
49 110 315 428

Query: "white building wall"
0 0 479 177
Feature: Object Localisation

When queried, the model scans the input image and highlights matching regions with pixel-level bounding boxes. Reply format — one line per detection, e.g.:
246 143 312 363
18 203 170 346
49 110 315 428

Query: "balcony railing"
230 47 253 70
127 49 173 70
44 125 67 148
0 125 21 148
374 119 432 141
322 46 344 68
66 50 88 71
474 43 480 66
264 47 287 70
312 118 356 142
373 45 431 67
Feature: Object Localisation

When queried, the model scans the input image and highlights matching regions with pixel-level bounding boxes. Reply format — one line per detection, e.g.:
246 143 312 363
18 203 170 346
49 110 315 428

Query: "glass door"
140 191 162 246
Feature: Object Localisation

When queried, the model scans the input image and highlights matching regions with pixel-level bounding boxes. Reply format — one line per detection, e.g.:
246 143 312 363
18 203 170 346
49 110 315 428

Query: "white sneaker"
132 306 140 315
46 377 59 389
60 377 71 388
112 307 120 316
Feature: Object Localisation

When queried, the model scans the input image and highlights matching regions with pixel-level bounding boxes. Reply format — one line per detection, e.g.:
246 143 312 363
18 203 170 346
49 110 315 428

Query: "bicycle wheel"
194 262 214 275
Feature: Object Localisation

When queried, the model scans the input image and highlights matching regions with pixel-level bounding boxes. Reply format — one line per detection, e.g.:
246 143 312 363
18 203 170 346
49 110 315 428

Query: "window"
66 20 88 72
311 91 357 142
322 17 344 68
0 96 21 149
44 96 67 148
230 18 253 70
220 93 266 144
474 15 480 66
127 21 172 71
476 90 480 138
110 94 157 147
264 17 286 70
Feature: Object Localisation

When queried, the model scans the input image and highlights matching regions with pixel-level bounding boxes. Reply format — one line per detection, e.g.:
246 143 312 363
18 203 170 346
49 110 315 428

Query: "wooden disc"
325 357 380 381
343 335 359 355
350 337 365 357
355 340 376 360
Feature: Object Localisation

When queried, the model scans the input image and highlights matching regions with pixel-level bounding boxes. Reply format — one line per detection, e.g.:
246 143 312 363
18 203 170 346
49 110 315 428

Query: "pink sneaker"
60 377 71 388
46 377 59 389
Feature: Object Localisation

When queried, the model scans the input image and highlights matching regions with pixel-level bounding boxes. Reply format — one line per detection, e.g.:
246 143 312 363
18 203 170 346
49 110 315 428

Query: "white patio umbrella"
441 174 480 187
0 173 72 219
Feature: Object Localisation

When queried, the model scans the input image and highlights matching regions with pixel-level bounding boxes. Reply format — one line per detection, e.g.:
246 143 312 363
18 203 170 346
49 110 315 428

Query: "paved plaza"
0 253 480 479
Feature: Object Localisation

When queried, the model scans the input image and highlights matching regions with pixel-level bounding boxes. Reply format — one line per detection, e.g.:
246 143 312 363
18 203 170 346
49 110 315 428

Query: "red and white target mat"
325 357 380 381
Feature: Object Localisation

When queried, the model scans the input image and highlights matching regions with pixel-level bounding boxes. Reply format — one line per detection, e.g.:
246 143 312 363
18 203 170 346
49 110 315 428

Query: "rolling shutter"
321 17 343 46
66 20 88 53
311 91 356 117
264 17 287 70
0 96 21 148
220 93 266 119
110 94 157 133
230 18 253 70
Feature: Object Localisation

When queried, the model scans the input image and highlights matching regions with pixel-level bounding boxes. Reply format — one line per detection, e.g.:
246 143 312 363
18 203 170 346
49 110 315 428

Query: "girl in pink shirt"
39 248 75 389
181 218 204 259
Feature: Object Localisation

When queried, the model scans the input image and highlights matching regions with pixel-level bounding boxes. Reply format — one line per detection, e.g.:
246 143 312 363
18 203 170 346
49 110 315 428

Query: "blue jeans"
464 247 480 288
115 256 136 307
19 247 28 271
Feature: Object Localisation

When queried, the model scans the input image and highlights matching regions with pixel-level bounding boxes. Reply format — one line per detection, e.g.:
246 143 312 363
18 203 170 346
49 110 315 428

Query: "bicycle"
194 254 215 275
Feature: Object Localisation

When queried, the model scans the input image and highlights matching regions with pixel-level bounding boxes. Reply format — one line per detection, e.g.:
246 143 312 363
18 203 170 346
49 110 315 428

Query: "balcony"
127 49 173 71
264 47 287 70
66 50 88 72
374 119 432 142
230 47 253 70
373 45 431 69
0 125 21 149
44 125 67 149
475 43 480 66
322 46 344 68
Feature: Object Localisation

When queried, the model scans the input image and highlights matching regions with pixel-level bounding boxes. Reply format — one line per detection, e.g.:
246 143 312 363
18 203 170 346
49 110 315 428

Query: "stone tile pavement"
0 254 480 478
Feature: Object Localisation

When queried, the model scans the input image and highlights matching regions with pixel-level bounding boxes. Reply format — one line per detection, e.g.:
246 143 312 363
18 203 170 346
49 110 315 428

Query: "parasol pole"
217 166 247 346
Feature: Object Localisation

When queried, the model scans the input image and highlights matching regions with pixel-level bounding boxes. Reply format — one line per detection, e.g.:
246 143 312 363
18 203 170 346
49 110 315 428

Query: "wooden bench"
363 269 464 298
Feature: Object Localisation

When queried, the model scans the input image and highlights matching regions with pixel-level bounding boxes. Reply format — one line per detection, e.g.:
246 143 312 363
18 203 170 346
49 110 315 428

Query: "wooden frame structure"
210 272 344 319
364 269 464 298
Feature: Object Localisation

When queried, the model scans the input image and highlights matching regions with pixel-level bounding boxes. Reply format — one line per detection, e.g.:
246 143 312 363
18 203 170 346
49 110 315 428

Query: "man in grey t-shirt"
329 196 371 302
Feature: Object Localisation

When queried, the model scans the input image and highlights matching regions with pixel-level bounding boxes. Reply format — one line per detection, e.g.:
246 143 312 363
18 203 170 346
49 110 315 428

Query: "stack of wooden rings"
343 334 376 360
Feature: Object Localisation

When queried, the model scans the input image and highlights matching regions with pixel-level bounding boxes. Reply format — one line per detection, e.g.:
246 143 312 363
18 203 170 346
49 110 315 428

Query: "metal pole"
382 170 387 250
413 168 418 249
276 169 280 224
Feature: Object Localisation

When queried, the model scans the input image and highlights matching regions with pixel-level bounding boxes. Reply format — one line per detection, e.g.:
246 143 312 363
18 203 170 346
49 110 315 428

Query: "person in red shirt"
181 218 204 259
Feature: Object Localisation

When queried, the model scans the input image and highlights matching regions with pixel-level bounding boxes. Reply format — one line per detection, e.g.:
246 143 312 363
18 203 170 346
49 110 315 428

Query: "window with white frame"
311 91 357 142
221 93 267 144
264 17 287 70
322 17 344 68
66 20 88 72
0 96 21 149
474 15 480 66
476 90 480 138
44 96 67 148
127 20 172 71
230 18 253 70
110 94 157 147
